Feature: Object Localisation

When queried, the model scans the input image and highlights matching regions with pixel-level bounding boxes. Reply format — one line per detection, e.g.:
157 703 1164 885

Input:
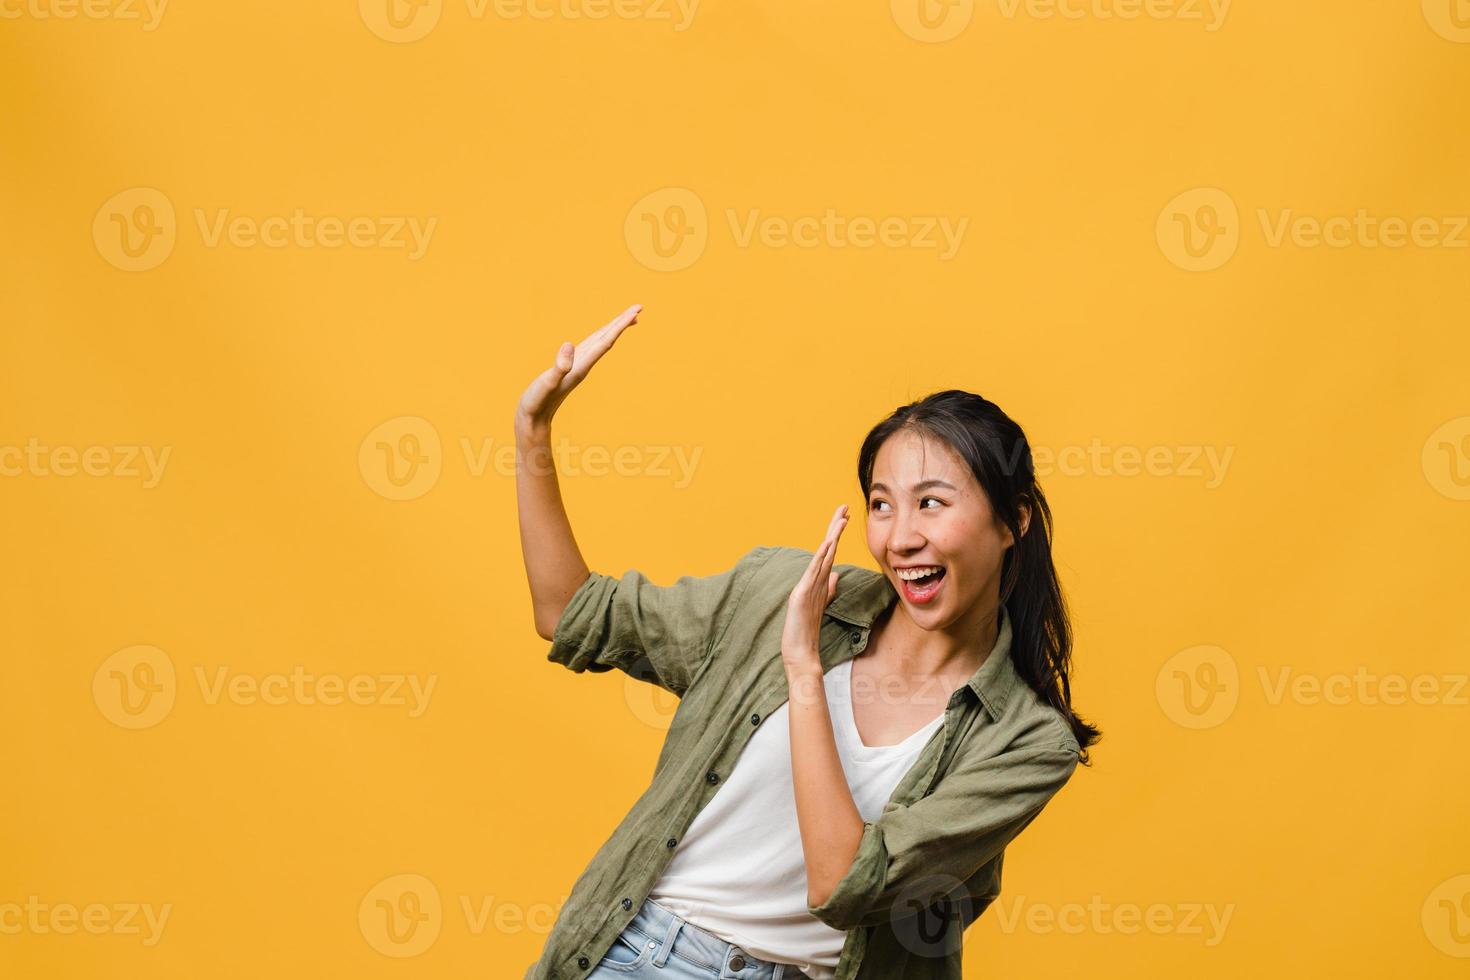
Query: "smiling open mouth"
897 566 946 604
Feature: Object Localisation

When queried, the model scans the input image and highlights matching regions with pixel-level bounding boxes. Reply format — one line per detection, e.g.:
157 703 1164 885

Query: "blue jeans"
589 897 813 979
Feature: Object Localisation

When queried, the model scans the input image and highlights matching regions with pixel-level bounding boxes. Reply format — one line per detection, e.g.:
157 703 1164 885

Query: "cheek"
939 514 982 548
940 515 1005 564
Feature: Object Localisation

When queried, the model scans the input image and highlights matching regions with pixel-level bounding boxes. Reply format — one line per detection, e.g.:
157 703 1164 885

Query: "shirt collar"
823 566 1021 720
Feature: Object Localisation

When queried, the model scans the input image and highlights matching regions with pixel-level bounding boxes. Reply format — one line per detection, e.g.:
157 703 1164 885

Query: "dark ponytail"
857 389 1101 764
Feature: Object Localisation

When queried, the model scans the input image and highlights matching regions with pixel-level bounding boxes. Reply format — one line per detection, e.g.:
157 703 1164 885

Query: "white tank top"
648 657 946 979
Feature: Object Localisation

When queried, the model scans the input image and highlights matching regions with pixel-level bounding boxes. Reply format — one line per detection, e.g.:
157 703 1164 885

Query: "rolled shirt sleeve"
547 545 778 696
806 735 1080 933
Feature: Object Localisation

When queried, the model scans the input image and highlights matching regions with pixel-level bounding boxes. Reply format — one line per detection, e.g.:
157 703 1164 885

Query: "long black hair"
857 389 1101 764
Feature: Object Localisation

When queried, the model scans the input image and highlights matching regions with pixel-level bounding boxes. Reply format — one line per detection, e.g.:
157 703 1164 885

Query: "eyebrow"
868 480 957 495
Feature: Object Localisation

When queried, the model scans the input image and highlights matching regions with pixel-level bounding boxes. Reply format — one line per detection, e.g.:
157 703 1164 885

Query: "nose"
889 503 927 554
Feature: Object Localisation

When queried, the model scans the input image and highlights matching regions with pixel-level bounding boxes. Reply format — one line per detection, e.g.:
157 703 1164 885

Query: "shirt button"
621 897 633 910
849 630 862 644
750 712 760 725
667 837 678 848
729 953 747 970
577 955 590 968
706 770 720 784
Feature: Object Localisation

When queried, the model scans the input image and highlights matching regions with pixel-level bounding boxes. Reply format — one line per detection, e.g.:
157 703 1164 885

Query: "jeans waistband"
624 896 812 979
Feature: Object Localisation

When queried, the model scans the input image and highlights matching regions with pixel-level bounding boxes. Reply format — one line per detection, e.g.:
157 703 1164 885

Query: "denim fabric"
590 897 811 980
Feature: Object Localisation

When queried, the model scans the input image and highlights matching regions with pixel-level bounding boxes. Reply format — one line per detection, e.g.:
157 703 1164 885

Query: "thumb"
826 570 839 605
554 341 574 374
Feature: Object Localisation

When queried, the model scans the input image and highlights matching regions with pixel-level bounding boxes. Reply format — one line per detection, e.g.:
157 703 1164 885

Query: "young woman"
518 305 1100 980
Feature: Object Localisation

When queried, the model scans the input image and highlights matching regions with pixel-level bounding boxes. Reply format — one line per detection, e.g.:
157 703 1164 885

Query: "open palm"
516 303 642 429
781 504 850 671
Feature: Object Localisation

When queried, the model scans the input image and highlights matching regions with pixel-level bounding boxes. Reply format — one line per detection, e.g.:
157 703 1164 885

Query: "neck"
876 586 1003 678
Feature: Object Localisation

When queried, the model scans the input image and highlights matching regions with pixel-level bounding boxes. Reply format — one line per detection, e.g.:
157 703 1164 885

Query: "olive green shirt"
526 545 1081 980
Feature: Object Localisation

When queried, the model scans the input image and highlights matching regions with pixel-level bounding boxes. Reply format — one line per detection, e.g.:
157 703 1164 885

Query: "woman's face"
864 427 1021 634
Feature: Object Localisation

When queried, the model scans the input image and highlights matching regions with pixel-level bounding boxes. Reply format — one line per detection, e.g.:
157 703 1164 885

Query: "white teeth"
896 566 943 581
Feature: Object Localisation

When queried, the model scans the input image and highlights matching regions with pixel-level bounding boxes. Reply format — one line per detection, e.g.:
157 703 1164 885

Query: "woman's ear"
1018 503 1032 539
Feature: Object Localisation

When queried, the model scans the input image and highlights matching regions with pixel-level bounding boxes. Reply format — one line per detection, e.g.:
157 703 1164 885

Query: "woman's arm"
781 505 869 909
788 658 866 910
515 417 587 640
515 304 642 640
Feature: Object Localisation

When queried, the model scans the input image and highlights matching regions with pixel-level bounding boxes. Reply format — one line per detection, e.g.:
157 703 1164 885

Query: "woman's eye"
869 498 941 511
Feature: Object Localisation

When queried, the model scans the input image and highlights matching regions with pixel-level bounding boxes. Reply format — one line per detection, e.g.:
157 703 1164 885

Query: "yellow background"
3 0 1469 976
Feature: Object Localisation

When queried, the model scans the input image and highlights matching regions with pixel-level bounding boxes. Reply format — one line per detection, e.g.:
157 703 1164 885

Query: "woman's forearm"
516 415 590 639
512 306 642 639
786 663 865 909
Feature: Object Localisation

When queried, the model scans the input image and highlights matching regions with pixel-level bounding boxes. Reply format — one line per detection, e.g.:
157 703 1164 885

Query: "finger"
826 570 838 605
805 505 846 572
817 521 842 586
543 340 575 384
602 303 642 332
576 304 642 369
805 502 852 587
818 509 848 576
800 538 832 585
522 347 573 411
820 503 849 547
793 539 834 601
816 505 847 581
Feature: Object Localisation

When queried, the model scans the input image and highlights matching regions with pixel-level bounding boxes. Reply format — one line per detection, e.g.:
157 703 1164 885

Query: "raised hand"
781 503 850 673
515 303 641 432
